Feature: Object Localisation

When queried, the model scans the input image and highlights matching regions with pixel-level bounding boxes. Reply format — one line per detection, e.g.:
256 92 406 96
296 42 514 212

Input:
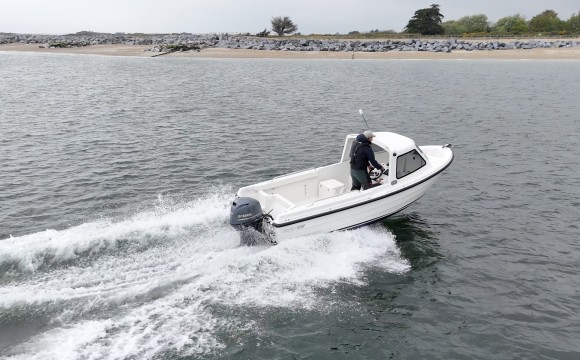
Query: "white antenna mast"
359 109 370 129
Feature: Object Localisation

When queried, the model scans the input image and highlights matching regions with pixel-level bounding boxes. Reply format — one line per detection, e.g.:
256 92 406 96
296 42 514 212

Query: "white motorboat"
230 132 453 244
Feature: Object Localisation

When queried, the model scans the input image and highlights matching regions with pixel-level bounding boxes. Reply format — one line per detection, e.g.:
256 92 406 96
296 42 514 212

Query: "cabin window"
370 143 388 154
396 149 426 179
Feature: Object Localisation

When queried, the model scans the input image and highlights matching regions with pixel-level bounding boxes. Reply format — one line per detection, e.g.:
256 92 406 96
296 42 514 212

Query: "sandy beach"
1 42 580 60
0 43 155 57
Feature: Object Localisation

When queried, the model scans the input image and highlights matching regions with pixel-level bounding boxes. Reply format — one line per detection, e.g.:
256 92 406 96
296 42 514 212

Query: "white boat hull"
233 132 453 244
268 174 441 241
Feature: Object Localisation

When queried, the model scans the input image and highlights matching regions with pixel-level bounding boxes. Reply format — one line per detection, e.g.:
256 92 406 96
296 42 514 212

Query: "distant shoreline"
2 43 580 60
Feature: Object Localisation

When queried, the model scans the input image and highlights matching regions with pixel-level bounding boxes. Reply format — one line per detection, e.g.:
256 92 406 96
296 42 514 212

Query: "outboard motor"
230 197 265 245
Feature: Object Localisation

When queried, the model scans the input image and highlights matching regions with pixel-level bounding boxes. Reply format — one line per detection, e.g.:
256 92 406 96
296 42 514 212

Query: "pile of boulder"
1 33 579 53
142 41 214 53
0 33 223 46
38 42 90 48
210 38 580 52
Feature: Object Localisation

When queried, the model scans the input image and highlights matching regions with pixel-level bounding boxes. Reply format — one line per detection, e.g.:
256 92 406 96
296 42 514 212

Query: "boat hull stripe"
336 200 417 231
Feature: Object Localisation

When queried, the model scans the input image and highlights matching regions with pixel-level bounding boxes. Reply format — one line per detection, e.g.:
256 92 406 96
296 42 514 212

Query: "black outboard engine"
230 197 265 245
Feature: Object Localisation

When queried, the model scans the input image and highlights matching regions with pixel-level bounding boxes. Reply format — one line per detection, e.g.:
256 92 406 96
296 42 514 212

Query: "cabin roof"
348 132 416 153
373 132 416 152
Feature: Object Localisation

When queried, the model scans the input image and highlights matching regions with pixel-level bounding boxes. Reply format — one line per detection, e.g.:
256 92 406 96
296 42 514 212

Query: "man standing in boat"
350 131 385 191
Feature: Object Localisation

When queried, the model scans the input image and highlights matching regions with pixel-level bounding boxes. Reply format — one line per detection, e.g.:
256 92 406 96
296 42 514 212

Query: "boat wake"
0 188 410 359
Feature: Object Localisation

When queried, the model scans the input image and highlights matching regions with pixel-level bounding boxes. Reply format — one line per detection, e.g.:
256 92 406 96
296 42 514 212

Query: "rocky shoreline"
1 33 579 54
144 37 580 54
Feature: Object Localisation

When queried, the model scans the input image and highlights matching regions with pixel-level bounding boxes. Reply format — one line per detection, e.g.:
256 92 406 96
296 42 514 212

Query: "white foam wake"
1 191 409 359
0 191 231 275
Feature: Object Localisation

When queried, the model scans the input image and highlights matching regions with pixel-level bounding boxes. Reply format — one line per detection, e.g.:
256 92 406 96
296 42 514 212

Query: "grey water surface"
1 53 579 360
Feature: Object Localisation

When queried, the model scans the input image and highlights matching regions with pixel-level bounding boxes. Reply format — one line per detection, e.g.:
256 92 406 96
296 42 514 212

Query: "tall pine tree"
404 4 445 35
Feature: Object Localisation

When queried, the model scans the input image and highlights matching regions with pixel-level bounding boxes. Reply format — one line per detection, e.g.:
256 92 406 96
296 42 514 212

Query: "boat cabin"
237 132 430 218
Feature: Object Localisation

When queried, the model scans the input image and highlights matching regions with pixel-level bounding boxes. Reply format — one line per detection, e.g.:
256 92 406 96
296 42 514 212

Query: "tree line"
405 4 580 35
253 8 578 38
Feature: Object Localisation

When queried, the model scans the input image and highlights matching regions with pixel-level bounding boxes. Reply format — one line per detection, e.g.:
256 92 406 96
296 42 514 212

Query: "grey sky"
2 0 578 34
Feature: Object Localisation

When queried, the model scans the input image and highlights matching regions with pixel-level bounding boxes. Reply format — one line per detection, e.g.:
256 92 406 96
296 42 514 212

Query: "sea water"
1 53 579 359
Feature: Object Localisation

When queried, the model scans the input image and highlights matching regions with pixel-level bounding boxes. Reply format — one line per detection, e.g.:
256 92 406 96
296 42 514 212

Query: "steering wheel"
369 163 388 181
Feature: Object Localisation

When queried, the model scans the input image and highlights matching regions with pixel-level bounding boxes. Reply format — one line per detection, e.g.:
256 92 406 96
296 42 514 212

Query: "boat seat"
319 179 346 199
258 190 294 210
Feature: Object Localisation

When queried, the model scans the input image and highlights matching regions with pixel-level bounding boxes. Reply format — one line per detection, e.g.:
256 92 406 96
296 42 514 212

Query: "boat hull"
270 173 441 241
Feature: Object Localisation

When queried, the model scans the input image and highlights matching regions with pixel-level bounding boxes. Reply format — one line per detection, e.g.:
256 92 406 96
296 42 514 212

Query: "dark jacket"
350 134 382 170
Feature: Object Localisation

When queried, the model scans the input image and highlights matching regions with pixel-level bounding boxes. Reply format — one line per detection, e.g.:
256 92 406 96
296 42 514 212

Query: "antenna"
359 109 370 129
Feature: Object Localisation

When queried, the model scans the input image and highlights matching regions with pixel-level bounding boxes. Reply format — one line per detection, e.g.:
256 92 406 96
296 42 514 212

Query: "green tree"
493 14 528 34
456 14 489 33
270 16 298 37
565 11 580 33
404 4 445 35
442 20 467 35
256 28 271 37
529 10 564 32
511 20 530 34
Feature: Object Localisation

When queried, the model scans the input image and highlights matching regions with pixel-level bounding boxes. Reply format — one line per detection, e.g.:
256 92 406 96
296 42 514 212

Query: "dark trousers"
350 168 372 191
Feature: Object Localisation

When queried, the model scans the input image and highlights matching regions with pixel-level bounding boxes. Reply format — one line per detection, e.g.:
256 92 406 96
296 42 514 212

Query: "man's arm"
365 148 383 170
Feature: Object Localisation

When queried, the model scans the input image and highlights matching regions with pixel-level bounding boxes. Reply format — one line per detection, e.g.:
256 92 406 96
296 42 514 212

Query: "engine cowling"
229 197 264 233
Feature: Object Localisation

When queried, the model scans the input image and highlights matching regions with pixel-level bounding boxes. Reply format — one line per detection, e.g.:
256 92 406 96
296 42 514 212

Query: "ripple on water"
1 54 580 359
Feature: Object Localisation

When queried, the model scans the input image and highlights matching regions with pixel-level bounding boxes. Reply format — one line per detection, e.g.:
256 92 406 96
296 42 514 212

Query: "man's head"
363 130 376 142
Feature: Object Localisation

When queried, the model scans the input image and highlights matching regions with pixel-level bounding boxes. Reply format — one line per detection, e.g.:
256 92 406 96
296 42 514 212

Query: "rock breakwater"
1 33 578 53
143 37 580 53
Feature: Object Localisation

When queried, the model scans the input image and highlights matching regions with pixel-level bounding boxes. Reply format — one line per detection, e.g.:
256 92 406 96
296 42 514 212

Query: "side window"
370 143 387 154
396 149 426 179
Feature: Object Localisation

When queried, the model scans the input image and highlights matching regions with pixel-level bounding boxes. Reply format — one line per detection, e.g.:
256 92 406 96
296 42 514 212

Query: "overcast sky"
2 0 578 34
